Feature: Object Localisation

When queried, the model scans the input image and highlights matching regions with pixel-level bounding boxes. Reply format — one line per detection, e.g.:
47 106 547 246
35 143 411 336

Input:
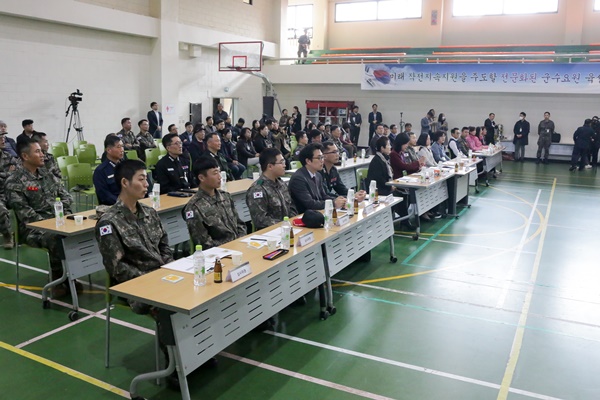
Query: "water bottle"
151 183 160 209
346 189 355 217
281 217 291 250
361 148 366 159
324 199 333 229
220 171 227 190
341 152 347 167
193 245 206 287
468 149 473 159
369 180 376 203
54 198 65 228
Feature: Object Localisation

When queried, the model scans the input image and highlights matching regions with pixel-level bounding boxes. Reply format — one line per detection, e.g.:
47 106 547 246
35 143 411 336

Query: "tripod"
65 103 84 142
398 112 405 132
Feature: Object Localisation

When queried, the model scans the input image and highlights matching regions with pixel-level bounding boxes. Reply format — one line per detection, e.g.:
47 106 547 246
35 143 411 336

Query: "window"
453 0 558 17
335 0 422 22
595 0 600 11
288 5 313 40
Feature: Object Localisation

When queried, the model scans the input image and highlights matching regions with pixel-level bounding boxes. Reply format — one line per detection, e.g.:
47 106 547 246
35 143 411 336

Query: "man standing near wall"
536 111 554 165
513 112 530 162
297 28 311 64
368 104 382 145
484 113 497 144
147 102 163 139
349 105 362 145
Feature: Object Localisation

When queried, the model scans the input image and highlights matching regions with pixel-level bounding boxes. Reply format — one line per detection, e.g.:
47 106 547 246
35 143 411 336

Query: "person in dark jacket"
570 119 595 171
153 133 196 193
253 123 273 154
236 127 259 167
189 125 206 163
513 112 530 162
484 113 497 145
220 129 245 180
366 136 394 196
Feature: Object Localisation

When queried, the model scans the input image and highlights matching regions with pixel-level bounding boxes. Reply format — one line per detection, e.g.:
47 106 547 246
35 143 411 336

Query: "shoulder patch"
253 191 264 199
99 225 112 236
185 210 194 219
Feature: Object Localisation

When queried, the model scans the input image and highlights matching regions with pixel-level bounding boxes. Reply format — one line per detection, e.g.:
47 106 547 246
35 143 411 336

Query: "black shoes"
536 158 541 164
569 166 576 172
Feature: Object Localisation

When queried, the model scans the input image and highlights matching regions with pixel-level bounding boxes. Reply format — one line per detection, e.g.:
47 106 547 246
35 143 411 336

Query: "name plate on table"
226 262 251 282
383 194 394 204
363 203 375 216
297 231 314 247
336 214 350 227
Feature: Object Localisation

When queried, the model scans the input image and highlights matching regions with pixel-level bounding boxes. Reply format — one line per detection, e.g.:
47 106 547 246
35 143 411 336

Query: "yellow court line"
497 178 557 400
0 340 129 398
0 284 43 290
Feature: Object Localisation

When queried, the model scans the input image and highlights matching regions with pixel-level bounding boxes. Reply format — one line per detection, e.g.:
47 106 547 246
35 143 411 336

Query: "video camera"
68 89 83 105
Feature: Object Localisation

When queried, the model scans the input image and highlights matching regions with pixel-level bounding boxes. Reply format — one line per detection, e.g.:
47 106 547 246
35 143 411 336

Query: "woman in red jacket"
390 133 421 179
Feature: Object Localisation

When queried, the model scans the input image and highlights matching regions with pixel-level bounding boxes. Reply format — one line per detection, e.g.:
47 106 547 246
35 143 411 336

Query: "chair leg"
105 299 111 368
155 322 161 385
15 242 19 293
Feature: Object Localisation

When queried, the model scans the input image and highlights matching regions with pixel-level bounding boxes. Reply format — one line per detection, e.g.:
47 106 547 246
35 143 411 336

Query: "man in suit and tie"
288 143 346 214
147 102 163 139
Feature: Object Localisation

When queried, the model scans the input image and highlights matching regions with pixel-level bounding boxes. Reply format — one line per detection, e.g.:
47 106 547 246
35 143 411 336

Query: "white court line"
394 234 537 255
263 331 563 400
495 189 541 309
220 351 396 400
477 197 548 207
332 279 600 330
16 313 97 348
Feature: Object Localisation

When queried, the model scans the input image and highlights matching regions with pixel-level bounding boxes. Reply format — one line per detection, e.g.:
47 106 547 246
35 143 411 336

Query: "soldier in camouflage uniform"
246 148 297 231
117 117 141 154
536 111 555 165
6 139 73 297
136 119 156 161
32 132 61 180
0 132 19 248
184 157 246 249
96 159 172 313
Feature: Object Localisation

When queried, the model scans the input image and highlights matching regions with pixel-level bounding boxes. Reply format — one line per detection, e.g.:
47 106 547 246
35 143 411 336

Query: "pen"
250 237 267 241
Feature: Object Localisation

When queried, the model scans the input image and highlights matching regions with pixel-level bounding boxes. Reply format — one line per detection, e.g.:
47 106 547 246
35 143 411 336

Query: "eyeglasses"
169 141 183 147
271 160 286 165
323 150 339 155
312 156 324 161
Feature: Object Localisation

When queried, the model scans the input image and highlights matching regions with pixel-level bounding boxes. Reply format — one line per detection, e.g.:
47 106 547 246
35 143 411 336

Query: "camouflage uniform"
5 167 72 275
42 151 62 180
137 131 156 153
292 143 305 161
0 149 19 236
183 188 246 249
537 119 555 161
96 199 173 314
117 129 140 152
246 174 297 231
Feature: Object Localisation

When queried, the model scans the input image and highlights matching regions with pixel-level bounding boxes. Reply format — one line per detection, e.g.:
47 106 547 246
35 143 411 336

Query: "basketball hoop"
219 41 263 72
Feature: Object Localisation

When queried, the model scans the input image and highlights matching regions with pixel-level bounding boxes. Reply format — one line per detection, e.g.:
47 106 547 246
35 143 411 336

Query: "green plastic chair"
158 143 167 156
356 168 369 191
52 142 69 156
71 140 87 154
50 143 68 158
145 148 161 169
75 145 97 166
290 160 302 170
125 150 139 160
57 155 79 179
290 140 298 153
11 210 49 293
67 163 96 211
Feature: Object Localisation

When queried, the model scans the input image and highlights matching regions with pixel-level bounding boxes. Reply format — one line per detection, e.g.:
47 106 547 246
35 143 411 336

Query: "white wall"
0 14 152 151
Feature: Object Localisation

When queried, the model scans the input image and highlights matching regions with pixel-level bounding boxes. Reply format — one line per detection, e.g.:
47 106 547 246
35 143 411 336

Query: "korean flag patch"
253 191 263 199
185 210 194 219
99 225 112 236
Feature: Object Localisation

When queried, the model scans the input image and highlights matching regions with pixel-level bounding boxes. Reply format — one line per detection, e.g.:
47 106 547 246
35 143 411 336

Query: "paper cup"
253 172 260 181
267 238 277 251
74 215 84 226
231 251 243 267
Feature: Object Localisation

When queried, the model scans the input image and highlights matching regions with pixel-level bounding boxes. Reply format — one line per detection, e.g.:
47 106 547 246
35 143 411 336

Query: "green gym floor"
1 161 599 400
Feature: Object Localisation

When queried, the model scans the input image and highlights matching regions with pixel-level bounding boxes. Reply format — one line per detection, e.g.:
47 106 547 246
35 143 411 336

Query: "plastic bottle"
151 183 160 209
341 152 347 167
54 198 65 228
324 199 333 229
281 217 291 250
369 180 376 203
347 189 355 217
468 149 472 159
361 148 366 159
193 245 206 287
220 171 227 190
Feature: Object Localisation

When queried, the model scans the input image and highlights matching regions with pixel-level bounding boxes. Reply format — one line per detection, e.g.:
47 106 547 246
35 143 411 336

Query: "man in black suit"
368 103 382 144
288 143 345 214
147 102 163 139
17 119 37 144
349 105 362 145
484 113 497 144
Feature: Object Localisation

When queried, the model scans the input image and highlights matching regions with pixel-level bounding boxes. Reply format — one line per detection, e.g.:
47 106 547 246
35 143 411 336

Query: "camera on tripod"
68 89 83 105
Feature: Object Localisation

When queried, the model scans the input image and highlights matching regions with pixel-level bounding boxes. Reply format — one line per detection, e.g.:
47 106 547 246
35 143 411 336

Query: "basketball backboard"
219 41 263 72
